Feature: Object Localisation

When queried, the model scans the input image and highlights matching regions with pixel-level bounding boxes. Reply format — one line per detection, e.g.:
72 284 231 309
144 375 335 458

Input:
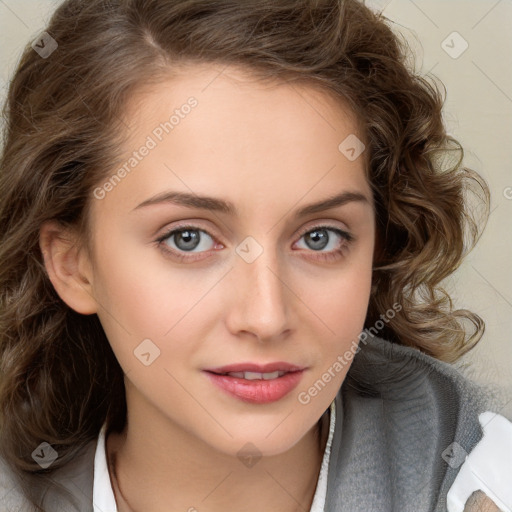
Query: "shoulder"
446 411 512 512
346 331 507 418
0 437 97 512
327 331 512 511
0 456 33 511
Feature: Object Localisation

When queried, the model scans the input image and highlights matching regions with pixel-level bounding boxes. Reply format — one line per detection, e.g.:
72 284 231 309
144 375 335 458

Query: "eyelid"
295 221 354 242
155 222 218 247
155 219 353 244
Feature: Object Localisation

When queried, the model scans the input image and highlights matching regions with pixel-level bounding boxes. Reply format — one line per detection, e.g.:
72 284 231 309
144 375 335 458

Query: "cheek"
295 260 372 407
305 254 372 336
91 229 188 328
90 233 217 374
89 233 172 363
299 243 373 381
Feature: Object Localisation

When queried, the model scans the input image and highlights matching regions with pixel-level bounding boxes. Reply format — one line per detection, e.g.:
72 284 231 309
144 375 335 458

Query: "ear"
39 220 98 315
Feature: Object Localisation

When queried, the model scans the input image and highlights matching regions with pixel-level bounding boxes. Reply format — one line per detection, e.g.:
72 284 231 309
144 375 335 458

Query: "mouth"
203 362 306 404
209 370 289 380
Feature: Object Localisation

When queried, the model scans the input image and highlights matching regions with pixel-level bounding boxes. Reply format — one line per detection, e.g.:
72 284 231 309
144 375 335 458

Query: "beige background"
1 1 511 403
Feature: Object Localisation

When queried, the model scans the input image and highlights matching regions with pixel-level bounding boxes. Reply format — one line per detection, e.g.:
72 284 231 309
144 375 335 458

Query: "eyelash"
155 223 355 263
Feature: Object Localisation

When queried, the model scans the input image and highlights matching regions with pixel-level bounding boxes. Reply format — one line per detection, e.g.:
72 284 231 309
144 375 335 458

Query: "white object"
447 411 512 512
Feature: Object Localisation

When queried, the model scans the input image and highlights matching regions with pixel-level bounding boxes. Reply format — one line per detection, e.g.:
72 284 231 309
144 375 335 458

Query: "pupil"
307 229 328 250
176 230 199 250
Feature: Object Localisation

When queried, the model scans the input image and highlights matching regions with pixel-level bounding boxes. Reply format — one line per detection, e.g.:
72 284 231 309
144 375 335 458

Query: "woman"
0 0 510 510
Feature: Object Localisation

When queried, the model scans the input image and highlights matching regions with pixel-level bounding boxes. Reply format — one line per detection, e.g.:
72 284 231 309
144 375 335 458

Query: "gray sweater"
0 332 508 511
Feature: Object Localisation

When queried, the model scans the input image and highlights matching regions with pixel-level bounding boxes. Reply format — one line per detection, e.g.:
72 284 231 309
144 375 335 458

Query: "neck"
106 397 330 512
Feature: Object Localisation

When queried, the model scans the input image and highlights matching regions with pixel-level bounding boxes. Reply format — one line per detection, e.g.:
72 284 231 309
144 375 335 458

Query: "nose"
225 246 291 343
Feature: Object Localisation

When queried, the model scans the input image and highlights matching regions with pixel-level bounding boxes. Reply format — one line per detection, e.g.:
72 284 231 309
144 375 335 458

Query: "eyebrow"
131 190 370 217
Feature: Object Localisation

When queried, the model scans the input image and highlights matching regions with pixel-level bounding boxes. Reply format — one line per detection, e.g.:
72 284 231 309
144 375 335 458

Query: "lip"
203 362 306 404
204 361 306 374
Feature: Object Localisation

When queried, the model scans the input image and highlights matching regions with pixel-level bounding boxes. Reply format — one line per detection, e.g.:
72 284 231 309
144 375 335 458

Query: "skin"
40 63 376 512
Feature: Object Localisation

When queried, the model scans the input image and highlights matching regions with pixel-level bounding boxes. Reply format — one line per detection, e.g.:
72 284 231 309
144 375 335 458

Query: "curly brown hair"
0 0 489 509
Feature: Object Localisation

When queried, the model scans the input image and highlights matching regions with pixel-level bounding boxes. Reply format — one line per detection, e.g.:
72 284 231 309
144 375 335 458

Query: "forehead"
97 63 371 218
122 63 365 149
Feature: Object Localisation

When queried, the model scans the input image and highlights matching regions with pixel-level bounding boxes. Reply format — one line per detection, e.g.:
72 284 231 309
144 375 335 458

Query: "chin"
207 426 311 460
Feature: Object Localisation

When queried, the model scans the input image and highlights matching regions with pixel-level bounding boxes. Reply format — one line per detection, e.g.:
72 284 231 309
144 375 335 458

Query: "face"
86 64 375 457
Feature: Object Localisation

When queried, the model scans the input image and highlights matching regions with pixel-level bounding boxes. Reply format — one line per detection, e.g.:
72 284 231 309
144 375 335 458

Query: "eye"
293 225 354 262
156 224 220 261
155 223 354 263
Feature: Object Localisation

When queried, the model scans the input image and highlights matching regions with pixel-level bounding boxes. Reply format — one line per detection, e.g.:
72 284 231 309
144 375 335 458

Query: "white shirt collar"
93 400 336 512
93 422 117 512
